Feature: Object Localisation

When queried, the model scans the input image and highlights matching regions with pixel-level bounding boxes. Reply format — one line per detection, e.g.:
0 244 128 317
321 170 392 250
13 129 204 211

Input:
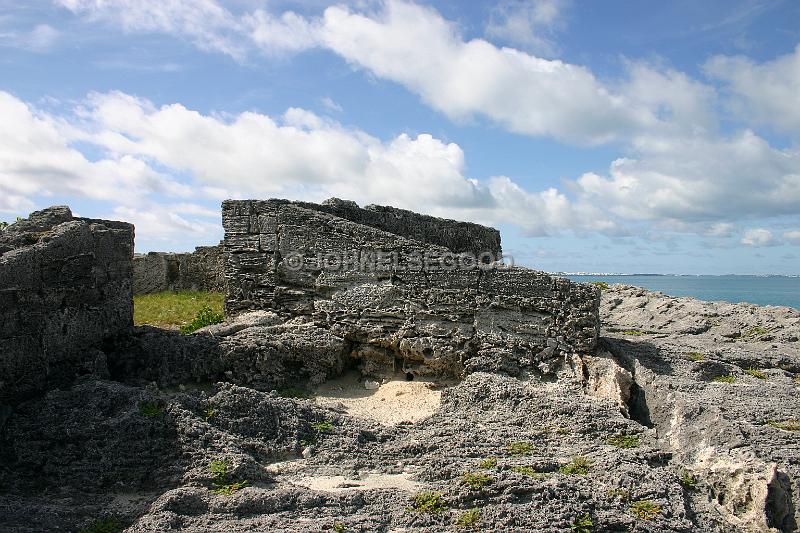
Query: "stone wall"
0 206 134 404
222 198 599 379
133 244 225 294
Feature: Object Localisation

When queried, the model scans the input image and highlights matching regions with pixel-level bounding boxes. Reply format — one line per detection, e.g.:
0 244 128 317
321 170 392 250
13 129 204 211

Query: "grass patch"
745 368 767 380
713 374 736 384
461 471 493 490
740 326 768 340
79 518 124 533
507 441 534 456
684 352 705 362
313 421 335 433
333 523 346 533
209 459 247 496
180 305 224 334
410 491 447 513
622 330 645 336
559 456 592 475
134 290 224 329
605 434 640 449
139 400 164 418
679 470 698 490
768 420 800 431
589 281 609 290
479 458 497 469
456 508 481 528
630 500 662 521
571 513 593 533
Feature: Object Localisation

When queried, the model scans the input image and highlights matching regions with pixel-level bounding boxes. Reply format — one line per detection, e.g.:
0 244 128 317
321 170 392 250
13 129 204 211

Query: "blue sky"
1 0 799 274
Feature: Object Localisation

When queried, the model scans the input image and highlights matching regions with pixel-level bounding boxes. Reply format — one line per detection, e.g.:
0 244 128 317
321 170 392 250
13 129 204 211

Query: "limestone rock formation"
133 245 225 295
0 206 134 404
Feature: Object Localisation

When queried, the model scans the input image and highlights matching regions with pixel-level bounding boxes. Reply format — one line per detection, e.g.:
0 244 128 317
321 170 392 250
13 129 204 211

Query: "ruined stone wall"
0 206 134 404
223 198 599 379
133 244 225 294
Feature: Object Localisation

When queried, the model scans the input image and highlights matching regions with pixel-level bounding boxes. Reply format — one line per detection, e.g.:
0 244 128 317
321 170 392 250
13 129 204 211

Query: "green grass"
410 491 447 513
333 523 347 533
209 459 247 496
589 281 609 290
630 500 662 521
180 305 224 334
605 434 640 449
713 374 736 384
139 400 164 418
740 326 768 339
133 290 224 330
313 421 335 433
479 458 497 469
684 352 705 362
511 466 549 479
79 518 124 533
745 368 767 380
622 330 645 336
559 456 592 475
507 441 534 456
571 513 593 532
768 420 800 431
209 459 229 478
211 480 247 495
679 470 698 490
456 508 481 528
461 471 493 489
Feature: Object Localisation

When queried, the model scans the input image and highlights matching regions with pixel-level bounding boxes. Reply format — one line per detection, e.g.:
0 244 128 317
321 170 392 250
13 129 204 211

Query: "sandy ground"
312 371 449 426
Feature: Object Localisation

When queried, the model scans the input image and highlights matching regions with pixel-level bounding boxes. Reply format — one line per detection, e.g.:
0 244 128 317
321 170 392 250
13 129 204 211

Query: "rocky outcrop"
222 198 599 381
133 245 225 294
0 206 134 404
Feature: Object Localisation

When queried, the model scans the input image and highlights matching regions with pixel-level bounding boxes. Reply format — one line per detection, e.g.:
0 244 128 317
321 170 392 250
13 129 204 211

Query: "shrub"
209 459 247 496
479 458 497 469
605 434 640 449
713 374 736 384
79 518 123 533
559 456 592 475
0 221 7 232
571 513 593 533
508 441 534 456
209 459 229 478
204 407 217 421
333 523 347 533
679 469 697 490
745 368 767 380
768 420 800 431
630 500 661 520
456 508 481 528
740 326 768 339
607 488 630 502
410 491 447 513
139 400 164 418
622 330 645 336
211 480 247 495
180 305 224 334
684 352 705 362
590 281 609 290
461 471 493 490
313 421 335 433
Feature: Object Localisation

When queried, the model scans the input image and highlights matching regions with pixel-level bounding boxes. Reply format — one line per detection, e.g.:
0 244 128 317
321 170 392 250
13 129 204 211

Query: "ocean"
563 274 800 310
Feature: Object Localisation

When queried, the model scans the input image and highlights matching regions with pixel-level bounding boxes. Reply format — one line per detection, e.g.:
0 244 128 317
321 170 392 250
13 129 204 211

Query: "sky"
1 0 799 274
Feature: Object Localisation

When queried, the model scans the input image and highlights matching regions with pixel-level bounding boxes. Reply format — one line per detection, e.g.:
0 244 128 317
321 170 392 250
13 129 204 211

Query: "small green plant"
139 400 164 417
559 456 592 475
679 469 698 490
462 471 493 489
630 500 661 521
745 368 767 380
740 326 768 339
684 352 705 362
622 330 645 336
79 517 124 533
204 407 217 421
571 513 593 533
209 459 247 496
0 221 7 232
508 441 534 456
713 374 736 384
512 466 535 476
479 458 497 469
332 523 347 533
607 488 630 502
313 421 335 432
456 508 481 528
768 420 800 431
180 305 224 334
590 281 609 290
410 491 447 513
605 434 640 449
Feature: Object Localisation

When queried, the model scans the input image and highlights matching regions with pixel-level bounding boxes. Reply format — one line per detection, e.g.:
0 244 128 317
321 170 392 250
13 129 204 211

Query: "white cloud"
741 228 778 247
486 0 570 57
0 23 60 52
785 230 800 245
321 96 343 113
707 222 734 238
705 44 800 133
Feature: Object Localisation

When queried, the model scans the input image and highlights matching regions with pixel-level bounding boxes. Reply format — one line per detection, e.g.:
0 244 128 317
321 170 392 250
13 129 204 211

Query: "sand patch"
289 472 423 493
313 371 447 425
